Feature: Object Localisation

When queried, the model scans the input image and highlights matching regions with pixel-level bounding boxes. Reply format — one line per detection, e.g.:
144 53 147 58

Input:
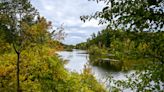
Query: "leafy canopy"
82 0 164 32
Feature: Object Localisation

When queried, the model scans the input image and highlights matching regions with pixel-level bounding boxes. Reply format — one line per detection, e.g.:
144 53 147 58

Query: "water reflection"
57 49 89 73
57 49 131 91
57 49 127 81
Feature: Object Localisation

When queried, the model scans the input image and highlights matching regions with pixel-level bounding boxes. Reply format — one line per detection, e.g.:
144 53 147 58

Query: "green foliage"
79 28 164 91
80 0 164 91
87 45 108 64
88 45 107 55
63 44 75 51
76 42 88 50
82 0 164 32
0 45 106 92
0 0 106 91
108 63 164 92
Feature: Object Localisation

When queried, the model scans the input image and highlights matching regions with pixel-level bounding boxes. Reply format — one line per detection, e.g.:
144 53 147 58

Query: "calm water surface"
57 49 129 88
57 49 163 91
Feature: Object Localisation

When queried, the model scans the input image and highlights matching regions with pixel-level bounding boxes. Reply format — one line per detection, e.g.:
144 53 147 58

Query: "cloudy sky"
31 0 105 45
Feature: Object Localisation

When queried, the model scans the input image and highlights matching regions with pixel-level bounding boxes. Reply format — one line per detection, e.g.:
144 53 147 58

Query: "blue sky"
31 0 105 45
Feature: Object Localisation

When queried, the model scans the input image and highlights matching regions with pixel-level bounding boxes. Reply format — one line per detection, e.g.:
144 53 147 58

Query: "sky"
31 0 105 45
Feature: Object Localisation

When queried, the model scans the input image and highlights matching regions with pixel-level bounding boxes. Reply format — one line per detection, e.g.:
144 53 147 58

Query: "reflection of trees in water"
89 55 123 71
89 54 158 74
86 54 89 61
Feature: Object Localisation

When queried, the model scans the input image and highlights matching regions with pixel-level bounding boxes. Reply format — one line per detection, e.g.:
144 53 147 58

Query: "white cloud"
64 18 82 27
44 5 54 11
70 36 83 39
81 19 100 28
31 0 105 44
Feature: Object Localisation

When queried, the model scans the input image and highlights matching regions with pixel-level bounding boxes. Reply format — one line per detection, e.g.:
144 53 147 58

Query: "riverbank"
0 47 106 92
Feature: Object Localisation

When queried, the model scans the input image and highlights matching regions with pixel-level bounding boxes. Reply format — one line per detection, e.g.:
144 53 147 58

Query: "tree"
0 0 38 91
82 0 164 32
0 0 67 91
82 0 164 62
81 0 164 91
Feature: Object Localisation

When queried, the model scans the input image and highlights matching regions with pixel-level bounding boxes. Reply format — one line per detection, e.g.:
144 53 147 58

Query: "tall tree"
0 0 38 91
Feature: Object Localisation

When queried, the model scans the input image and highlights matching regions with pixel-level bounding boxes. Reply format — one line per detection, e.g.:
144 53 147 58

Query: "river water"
57 49 128 88
57 49 163 91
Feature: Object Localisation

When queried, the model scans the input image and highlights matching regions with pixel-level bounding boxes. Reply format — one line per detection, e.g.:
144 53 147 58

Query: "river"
56 49 164 91
57 49 129 86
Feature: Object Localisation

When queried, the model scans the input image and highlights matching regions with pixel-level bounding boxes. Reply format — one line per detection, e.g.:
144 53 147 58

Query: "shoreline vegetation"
0 45 106 92
0 0 106 91
75 29 164 91
1 0 164 91
76 30 163 71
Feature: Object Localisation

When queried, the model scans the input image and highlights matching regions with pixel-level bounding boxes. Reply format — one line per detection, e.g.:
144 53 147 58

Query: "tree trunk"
17 52 20 92
13 44 21 92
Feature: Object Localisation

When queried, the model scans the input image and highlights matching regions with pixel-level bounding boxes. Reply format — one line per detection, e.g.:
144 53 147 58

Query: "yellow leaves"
142 43 149 49
28 25 37 36
0 64 15 77
48 48 56 56
0 40 106 91
0 43 11 53
0 54 17 84
20 21 30 33
33 17 51 34
83 64 92 75
23 22 44 38
18 16 52 47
